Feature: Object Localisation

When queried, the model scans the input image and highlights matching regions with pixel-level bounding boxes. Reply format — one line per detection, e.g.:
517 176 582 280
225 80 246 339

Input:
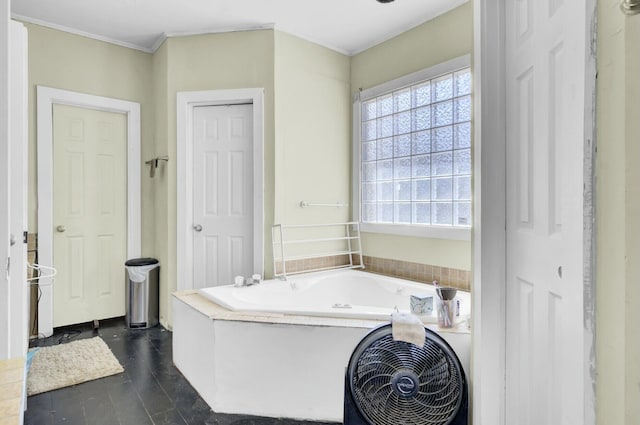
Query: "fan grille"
348 330 463 425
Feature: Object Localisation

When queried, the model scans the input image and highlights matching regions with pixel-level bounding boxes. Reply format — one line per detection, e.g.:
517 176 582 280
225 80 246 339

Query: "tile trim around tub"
361 256 471 292
275 254 470 292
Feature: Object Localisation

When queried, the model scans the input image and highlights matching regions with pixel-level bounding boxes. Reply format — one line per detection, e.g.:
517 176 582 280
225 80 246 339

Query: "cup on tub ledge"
435 284 458 328
437 298 457 328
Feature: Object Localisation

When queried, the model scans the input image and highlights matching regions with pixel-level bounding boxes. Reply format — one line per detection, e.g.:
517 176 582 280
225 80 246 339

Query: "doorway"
191 104 255 288
177 88 264 291
37 86 141 337
51 104 127 327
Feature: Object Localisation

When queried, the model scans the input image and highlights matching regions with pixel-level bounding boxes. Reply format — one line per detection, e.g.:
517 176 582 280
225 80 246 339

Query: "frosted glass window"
363 183 377 202
377 182 394 201
454 69 472 96
378 203 394 223
362 141 376 162
433 101 453 127
432 152 453 176
395 180 412 201
363 162 376 182
454 176 471 201
394 112 412 135
412 131 431 155
413 83 431 107
454 123 471 149
412 155 431 178
432 177 453 201
433 75 453 102
394 158 411 179
394 89 412 112
433 202 453 225
454 148 471 175
394 134 412 157
454 96 472 123
362 203 376 222
362 100 377 121
363 120 376 141
377 137 393 160
414 203 431 225
378 95 393 117
413 179 431 201
412 107 431 131
433 126 454 152
395 203 412 224
378 116 393 139
454 202 472 226
377 160 393 180
358 64 472 229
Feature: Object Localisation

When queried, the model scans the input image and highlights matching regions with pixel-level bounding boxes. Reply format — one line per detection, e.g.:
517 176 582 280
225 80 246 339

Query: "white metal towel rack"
272 222 364 279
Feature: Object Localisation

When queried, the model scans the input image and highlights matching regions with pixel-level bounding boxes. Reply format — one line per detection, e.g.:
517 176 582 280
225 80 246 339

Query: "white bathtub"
199 269 470 323
175 269 471 421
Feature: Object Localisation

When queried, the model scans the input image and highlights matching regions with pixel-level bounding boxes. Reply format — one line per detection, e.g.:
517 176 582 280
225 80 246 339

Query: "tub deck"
172 290 470 422
174 290 470 333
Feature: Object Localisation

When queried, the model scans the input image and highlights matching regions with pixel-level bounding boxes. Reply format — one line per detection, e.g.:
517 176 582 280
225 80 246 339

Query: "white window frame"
352 54 472 241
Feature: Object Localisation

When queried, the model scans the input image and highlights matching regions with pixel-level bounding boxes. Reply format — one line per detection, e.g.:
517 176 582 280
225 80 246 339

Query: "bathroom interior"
0 0 639 425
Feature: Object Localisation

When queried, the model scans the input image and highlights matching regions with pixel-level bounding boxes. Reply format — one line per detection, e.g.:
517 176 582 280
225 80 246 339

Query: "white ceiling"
11 0 468 55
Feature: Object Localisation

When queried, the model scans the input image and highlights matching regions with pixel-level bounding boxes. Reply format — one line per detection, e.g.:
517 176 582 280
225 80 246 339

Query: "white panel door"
192 104 254 288
505 0 587 423
52 104 127 327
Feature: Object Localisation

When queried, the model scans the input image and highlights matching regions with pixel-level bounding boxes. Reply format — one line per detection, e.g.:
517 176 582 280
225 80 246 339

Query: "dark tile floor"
25 318 338 425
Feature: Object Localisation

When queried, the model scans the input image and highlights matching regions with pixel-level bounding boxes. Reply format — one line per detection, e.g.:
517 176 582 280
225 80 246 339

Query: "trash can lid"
125 258 159 267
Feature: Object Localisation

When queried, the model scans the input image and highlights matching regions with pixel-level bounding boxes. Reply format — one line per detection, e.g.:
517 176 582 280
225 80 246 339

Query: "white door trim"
176 88 264 290
37 86 141 337
473 1 596 424
0 0 10 360
472 1 507 424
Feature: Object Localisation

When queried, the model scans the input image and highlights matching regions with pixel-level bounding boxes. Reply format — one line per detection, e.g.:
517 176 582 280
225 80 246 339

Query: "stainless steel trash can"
125 258 160 328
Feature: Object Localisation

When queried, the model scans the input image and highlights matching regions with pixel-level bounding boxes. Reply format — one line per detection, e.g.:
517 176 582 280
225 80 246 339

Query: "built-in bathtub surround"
199 269 471 322
172 288 469 422
363 255 471 291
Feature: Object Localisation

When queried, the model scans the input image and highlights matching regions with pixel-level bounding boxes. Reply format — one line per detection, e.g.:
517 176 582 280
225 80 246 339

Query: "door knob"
56 225 66 233
193 224 203 232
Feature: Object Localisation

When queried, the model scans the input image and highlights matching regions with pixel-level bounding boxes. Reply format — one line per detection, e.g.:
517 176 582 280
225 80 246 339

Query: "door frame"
472 1 507 423
176 88 264 291
472 1 596 424
37 86 141 337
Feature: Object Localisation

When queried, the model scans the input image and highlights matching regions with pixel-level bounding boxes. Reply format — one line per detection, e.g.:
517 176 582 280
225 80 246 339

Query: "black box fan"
344 324 468 425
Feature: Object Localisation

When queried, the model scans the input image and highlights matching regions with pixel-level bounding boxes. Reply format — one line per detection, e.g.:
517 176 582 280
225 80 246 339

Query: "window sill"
359 222 471 241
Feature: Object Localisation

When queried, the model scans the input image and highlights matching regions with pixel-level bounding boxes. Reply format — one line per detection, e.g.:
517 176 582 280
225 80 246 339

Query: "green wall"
350 3 473 271
595 2 640 424
274 31 351 227
156 30 276 326
23 22 156 256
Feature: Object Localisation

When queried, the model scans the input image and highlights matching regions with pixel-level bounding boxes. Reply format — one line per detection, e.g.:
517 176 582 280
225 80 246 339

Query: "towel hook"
145 156 169 178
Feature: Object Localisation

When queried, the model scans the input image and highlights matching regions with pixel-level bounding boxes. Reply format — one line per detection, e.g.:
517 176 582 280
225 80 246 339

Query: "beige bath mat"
27 336 124 396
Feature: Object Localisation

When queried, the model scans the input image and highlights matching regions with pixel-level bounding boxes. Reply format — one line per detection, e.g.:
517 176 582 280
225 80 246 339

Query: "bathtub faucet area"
233 274 262 287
